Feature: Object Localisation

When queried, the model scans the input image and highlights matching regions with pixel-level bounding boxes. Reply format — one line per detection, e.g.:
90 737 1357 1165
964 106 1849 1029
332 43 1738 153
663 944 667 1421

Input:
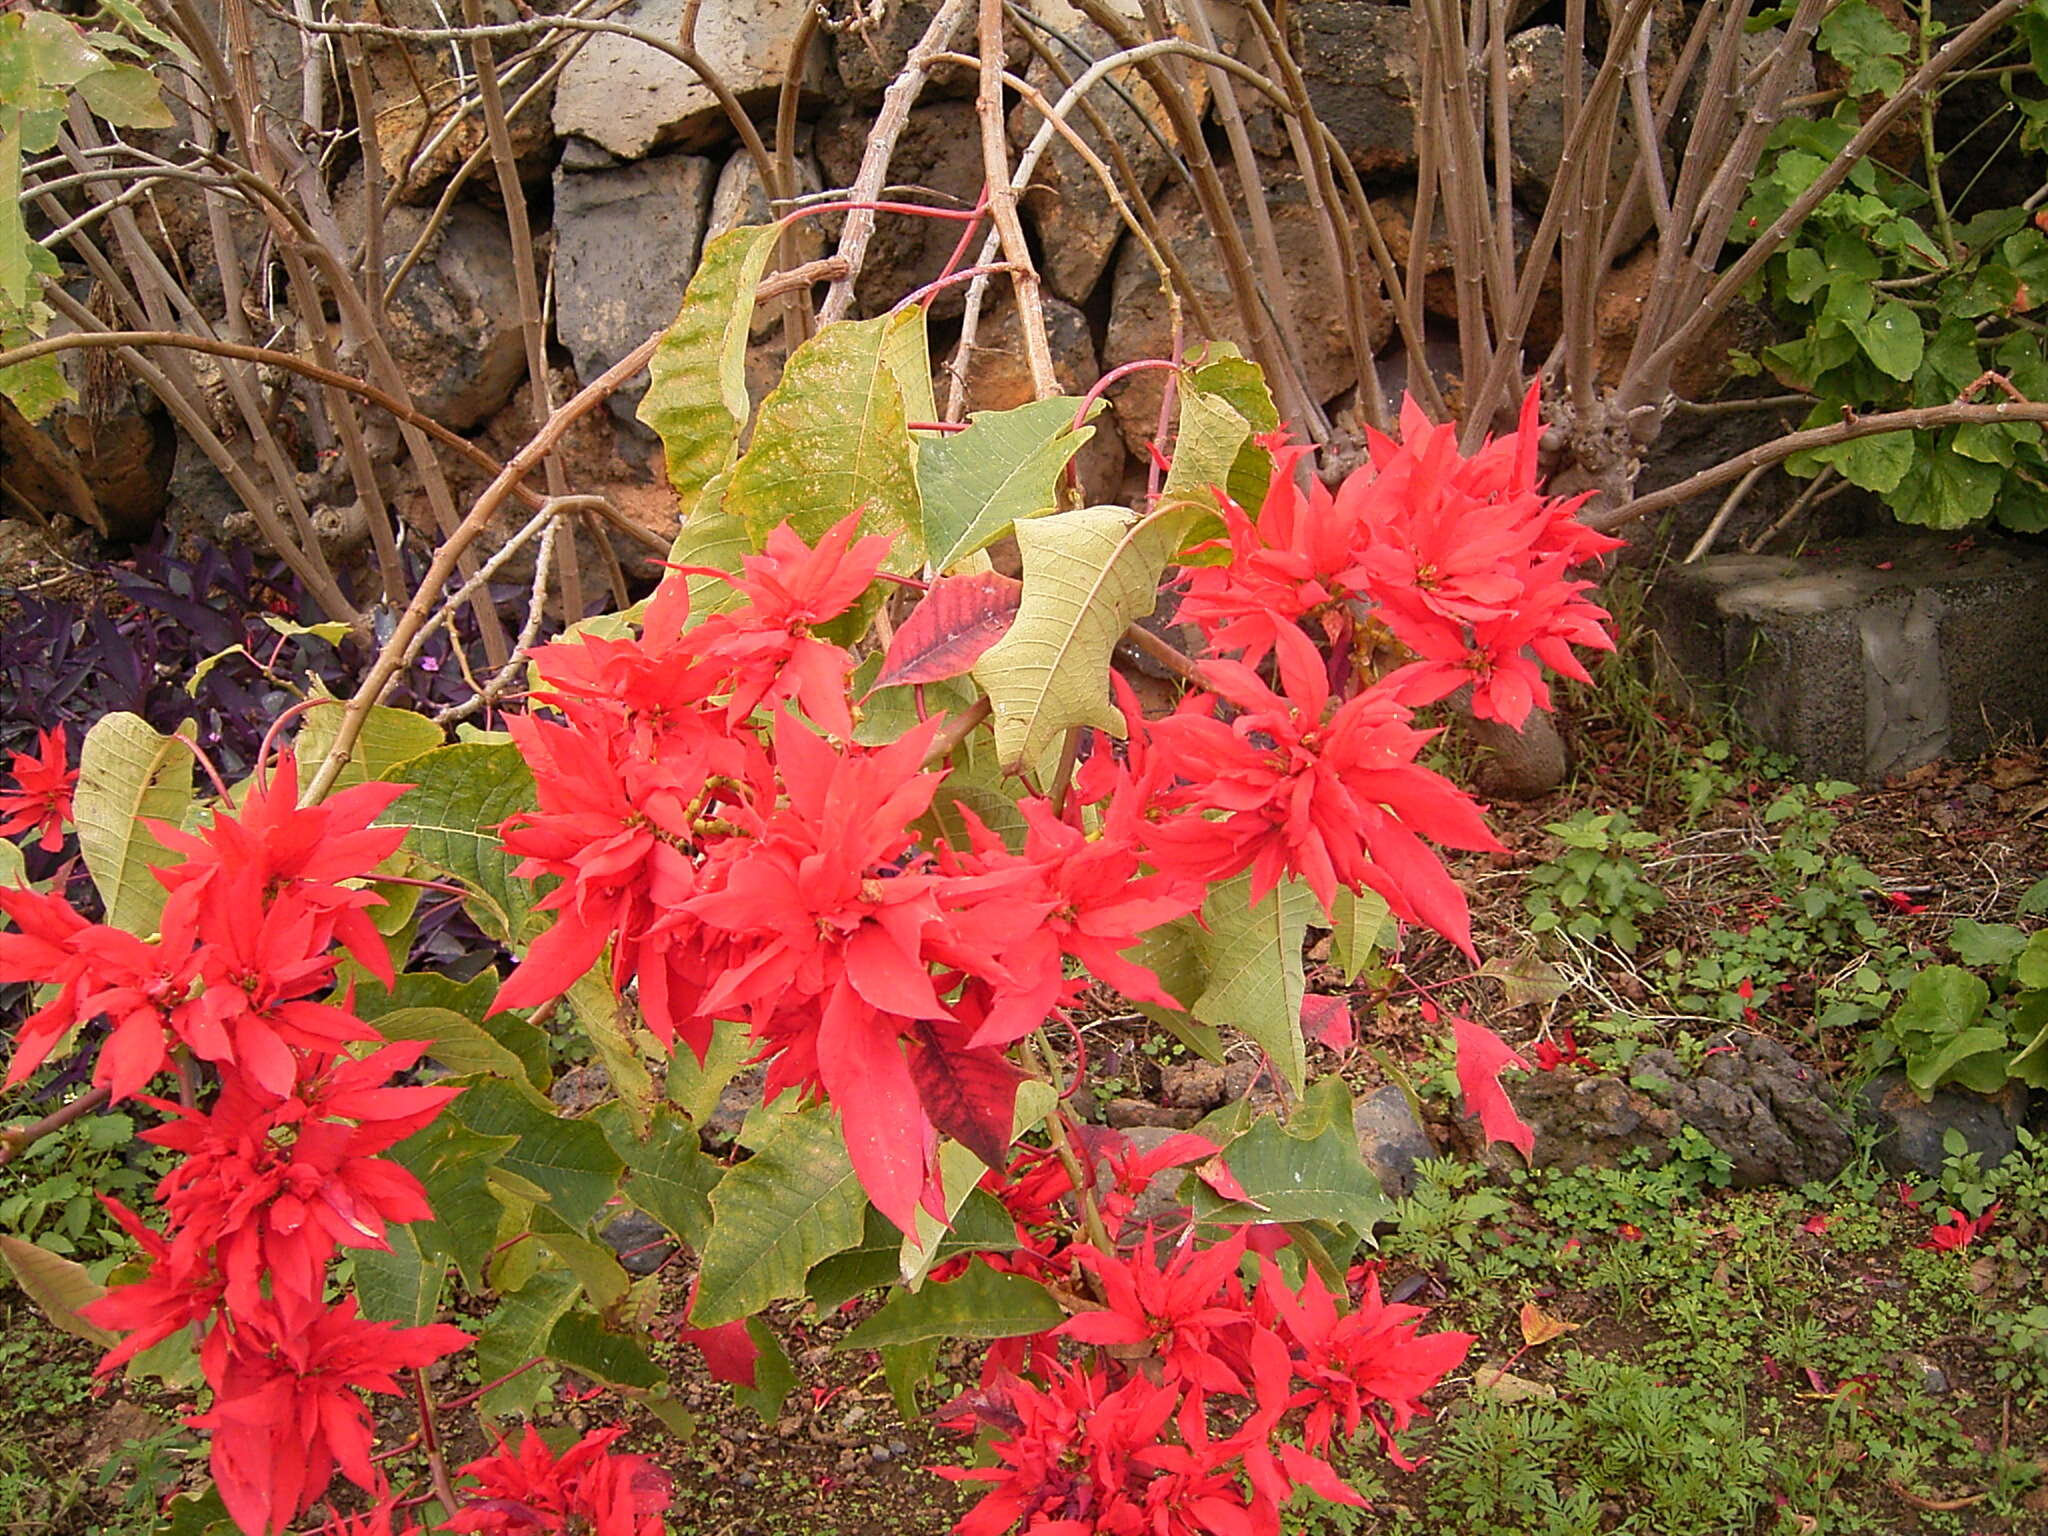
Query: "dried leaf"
1479 950 1570 1011
1517 1301 1579 1347
1473 1367 1555 1403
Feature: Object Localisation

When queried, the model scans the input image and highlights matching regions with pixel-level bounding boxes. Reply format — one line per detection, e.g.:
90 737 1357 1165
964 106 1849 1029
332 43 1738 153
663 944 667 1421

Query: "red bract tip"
0 725 76 854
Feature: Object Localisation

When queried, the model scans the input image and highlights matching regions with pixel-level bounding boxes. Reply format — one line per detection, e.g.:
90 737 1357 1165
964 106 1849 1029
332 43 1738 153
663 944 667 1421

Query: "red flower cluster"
443 1425 673 1536
938 1129 1473 1536
493 514 1209 1232
0 726 76 853
1179 390 1619 729
0 756 468 1535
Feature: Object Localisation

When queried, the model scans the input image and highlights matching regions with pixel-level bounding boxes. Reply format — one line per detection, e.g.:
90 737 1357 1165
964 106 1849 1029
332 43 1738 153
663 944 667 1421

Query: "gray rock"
357 0 553 202
1501 26 1645 250
1647 536 2048 783
550 1062 612 1116
552 153 717 433
600 1208 675 1276
553 0 828 161
834 0 998 102
1006 16 1189 305
1858 1069 2028 1176
378 203 530 431
1636 1034 1853 1188
1102 156 1389 458
1353 1083 1432 1198
1490 1033 1851 1188
1289 2 1420 179
815 100 984 318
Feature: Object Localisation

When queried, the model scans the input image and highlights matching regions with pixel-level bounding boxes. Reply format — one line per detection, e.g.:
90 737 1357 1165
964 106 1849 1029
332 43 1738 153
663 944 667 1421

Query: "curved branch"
1596 400 2048 531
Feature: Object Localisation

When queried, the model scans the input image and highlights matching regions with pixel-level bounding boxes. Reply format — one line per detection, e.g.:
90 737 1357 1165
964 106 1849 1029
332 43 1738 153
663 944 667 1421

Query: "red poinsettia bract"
443 1424 673 1536
0 725 76 852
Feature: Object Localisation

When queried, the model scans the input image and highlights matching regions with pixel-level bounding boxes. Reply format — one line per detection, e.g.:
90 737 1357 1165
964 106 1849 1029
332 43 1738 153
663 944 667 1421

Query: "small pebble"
736 1471 758 1488
870 1443 891 1463
887 1438 909 1456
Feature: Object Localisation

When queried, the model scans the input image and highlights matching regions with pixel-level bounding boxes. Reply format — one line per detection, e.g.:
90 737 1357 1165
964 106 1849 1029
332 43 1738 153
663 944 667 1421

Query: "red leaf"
1196 1155 1258 1206
676 1319 759 1388
874 573 1022 688
904 1021 1026 1171
1452 1017 1535 1162
1300 993 1352 1051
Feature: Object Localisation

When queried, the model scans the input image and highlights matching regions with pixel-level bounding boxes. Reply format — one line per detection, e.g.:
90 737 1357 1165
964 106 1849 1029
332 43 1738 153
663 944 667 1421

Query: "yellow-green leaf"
296 692 443 792
637 223 782 520
0 1234 117 1346
73 711 193 936
971 502 1196 772
919 397 1098 573
725 310 926 569
1193 872 1315 1095
694 1104 866 1326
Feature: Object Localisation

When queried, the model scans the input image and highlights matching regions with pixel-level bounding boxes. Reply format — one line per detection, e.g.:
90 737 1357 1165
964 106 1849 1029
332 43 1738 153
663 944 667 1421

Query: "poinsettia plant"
0 217 1615 1535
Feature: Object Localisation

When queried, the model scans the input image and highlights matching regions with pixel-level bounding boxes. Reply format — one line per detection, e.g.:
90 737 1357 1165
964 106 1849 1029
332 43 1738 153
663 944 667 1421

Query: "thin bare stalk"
976 0 1056 399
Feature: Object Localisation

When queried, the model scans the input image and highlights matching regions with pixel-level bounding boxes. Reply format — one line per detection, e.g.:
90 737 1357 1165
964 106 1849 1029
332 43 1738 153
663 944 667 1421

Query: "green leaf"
919 397 1098 573
971 501 1197 771
694 1103 867 1325
0 1233 117 1346
73 711 193 937
1327 888 1393 983
1905 1025 2010 1096
564 960 658 1138
1196 1083 1392 1236
73 60 170 127
666 1020 753 1126
351 1222 446 1328
0 837 23 890
880 1337 939 1419
2015 930 2048 990
804 1205 907 1313
452 1078 624 1230
1846 300 1924 381
476 1271 579 1417
898 1140 987 1288
0 351 73 422
1949 919 2029 970
734 1317 797 1422
1890 436 2001 529
20 14 104 87
1192 873 1315 1095
358 970 549 1090
1888 965 1991 1042
725 309 926 569
381 743 541 945
637 223 782 520
530 1206 631 1311
360 1004 538 1084
1161 380 1250 512
843 1264 1064 1348
1181 348 1277 515
1817 429 1914 494
296 694 443 791
548 1310 663 1391
388 1116 517 1288
605 1105 719 1250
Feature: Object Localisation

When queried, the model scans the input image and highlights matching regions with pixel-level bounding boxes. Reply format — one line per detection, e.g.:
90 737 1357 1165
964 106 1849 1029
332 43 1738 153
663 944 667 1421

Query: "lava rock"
1858 1070 2029 1176
600 1208 675 1275
375 202 529 431
1158 1060 1231 1112
1353 1083 1432 1198
1104 1098 1201 1131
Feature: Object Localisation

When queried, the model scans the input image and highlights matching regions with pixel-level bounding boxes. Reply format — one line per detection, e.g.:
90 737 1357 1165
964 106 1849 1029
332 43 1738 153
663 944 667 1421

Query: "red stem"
1073 358 1182 434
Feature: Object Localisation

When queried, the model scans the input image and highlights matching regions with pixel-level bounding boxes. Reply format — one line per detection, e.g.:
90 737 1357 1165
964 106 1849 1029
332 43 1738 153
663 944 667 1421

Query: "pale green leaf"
1192 872 1314 1095
359 1004 537 1085
389 1116 517 1288
73 61 170 127
295 693 443 792
899 1140 986 1289
565 960 657 1138
637 223 782 520
0 838 22 889
74 711 193 936
694 1104 867 1326
601 1104 718 1250
918 397 1097 572
355 970 550 1091
380 743 541 945
530 1206 631 1311
1327 888 1393 982
971 501 1196 772
476 1272 579 1417
452 1078 623 1230
725 309 925 569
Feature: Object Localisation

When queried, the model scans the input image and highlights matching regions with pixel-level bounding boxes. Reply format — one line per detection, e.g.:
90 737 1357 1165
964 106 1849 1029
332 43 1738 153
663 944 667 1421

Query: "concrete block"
1648 535 2048 783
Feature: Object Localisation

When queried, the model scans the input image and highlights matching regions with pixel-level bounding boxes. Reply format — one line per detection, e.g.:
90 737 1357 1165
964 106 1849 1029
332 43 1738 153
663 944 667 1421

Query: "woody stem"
0 1086 112 1168
1028 1034 1113 1256
413 1367 461 1517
